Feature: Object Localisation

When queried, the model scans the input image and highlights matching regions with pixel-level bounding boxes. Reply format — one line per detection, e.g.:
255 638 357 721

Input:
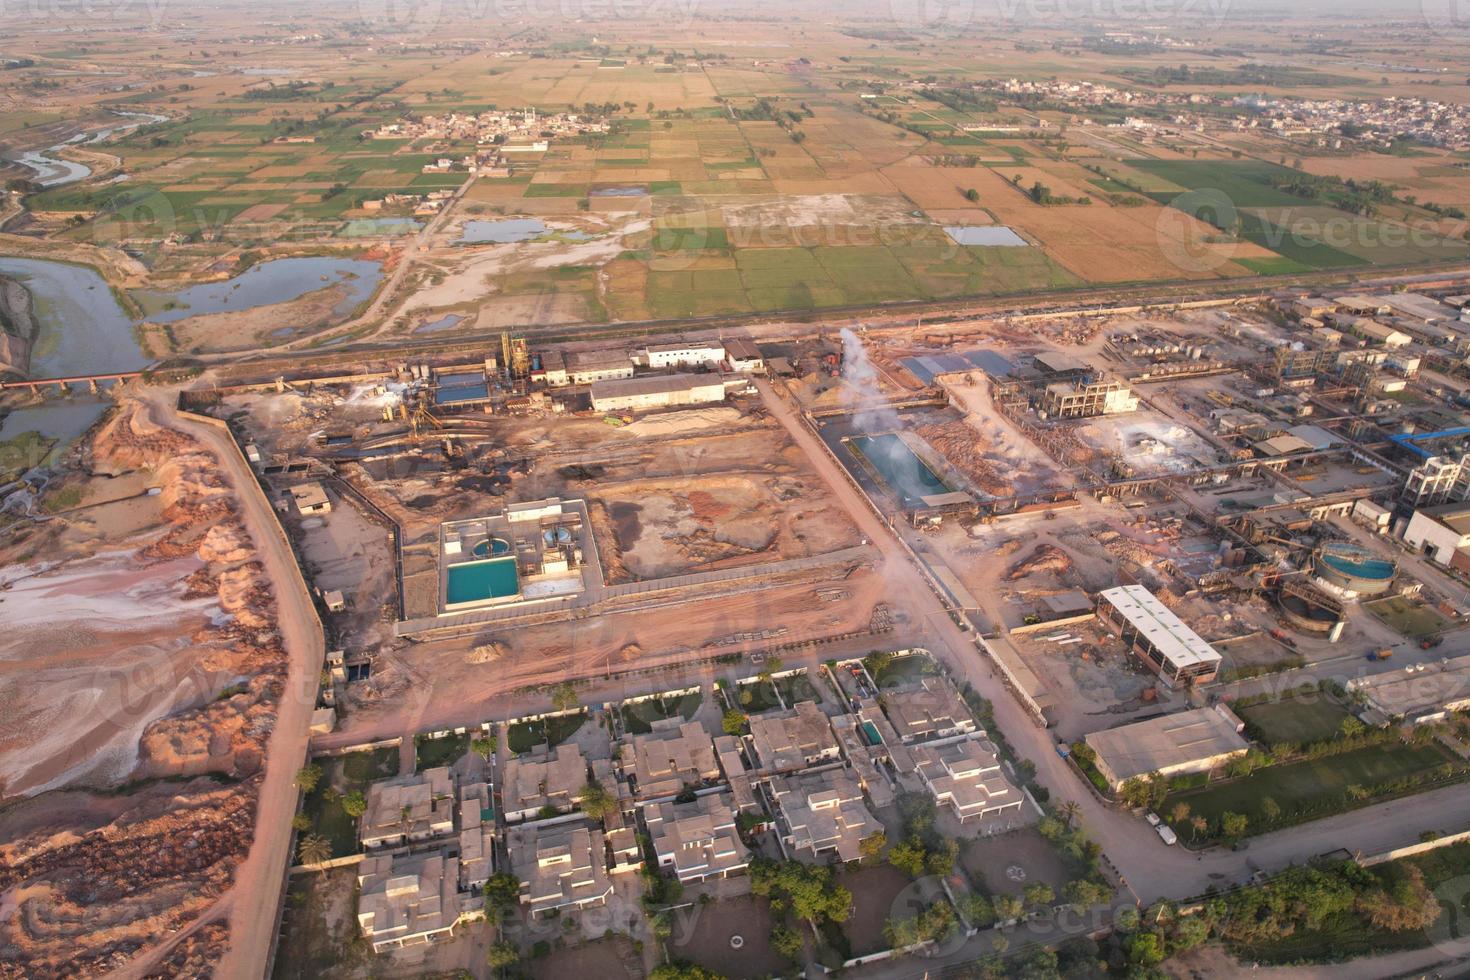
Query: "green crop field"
1164 741 1466 841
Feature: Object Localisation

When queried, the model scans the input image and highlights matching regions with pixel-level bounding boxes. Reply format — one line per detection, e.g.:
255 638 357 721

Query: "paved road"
117 391 325 980
754 379 1470 909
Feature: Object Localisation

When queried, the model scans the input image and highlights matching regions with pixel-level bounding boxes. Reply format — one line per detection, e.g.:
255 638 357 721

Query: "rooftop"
501 743 587 818
769 768 881 863
912 738 1022 818
1084 706 1249 785
590 373 722 401
620 720 720 800
1098 585 1222 671
644 791 750 881
746 701 840 772
361 767 455 847
1348 654 1470 722
881 676 978 743
506 823 613 916
356 851 462 950
565 348 631 371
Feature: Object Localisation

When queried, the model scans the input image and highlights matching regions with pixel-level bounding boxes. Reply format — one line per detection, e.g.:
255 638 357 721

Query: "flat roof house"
506 824 614 918
356 851 464 953
723 338 765 374
290 482 332 515
1084 706 1248 792
620 720 721 801
1096 585 1222 687
746 701 842 773
361 768 456 850
912 738 1024 823
768 768 881 864
501 743 588 823
644 791 750 883
881 676 979 744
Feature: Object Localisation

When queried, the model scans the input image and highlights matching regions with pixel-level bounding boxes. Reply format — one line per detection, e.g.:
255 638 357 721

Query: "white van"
1156 824 1178 846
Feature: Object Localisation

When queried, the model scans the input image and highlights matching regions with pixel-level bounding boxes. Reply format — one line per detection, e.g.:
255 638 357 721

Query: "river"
0 258 146 446
12 110 171 189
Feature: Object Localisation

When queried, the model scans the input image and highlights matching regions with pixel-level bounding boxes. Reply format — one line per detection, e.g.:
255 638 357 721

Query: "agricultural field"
6 21 1470 334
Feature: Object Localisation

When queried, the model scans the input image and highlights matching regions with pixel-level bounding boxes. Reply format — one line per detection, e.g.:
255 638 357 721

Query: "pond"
458 218 549 244
0 401 111 454
138 256 383 324
943 225 1029 247
415 313 464 334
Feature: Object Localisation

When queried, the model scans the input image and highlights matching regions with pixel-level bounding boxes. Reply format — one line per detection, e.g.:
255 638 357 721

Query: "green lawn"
621 694 702 735
735 679 782 713
508 712 588 753
414 732 470 770
1236 696 1352 746
1364 596 1452 639
776 671 823 706
298 749 399 859
1164 741 1466 841
873 653 940 689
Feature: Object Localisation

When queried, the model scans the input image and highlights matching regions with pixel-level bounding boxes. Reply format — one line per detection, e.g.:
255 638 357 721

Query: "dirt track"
116 392 324 980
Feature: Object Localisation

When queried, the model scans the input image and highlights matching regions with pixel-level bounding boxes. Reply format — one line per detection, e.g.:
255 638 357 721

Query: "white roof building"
1096 585 1222 687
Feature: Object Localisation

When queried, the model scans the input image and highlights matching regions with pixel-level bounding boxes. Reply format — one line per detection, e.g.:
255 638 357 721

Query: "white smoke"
840 328 904 436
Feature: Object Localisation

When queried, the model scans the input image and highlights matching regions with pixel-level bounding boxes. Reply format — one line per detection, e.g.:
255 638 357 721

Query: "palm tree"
1059 800 1081 826
297 834 331 866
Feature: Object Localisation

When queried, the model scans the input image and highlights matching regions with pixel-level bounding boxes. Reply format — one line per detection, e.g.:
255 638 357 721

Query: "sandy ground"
399 216 650 316
0 549 219 796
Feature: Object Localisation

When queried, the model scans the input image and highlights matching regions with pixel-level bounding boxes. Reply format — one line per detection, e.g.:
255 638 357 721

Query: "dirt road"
274 172 478 354
119 391 324 980
753 379 1470 908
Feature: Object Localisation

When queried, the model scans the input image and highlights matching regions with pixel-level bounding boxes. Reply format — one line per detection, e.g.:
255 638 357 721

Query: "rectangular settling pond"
847 433 949 503
445 556 520 607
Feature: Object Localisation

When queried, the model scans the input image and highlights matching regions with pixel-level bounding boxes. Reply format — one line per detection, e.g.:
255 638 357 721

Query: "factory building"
723 338 766 374
1096 585 1223 687
1347 654 1470 726
1403 501 1470 569
1084 706 1249 792
641 340 727 370
590 373 727 413
566 348 634 385
1039 378 1139 419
